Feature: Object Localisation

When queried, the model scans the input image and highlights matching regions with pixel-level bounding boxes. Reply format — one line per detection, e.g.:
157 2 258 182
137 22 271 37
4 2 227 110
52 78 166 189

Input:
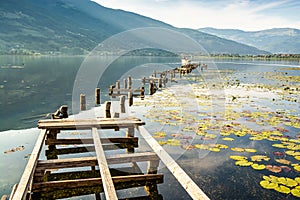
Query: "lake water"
0 55 299 199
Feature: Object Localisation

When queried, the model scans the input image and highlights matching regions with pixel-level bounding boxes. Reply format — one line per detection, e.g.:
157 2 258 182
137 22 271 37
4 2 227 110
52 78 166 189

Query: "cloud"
93 0 300 31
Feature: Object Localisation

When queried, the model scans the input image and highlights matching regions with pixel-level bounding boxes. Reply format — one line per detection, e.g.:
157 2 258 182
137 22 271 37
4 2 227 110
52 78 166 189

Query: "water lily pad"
275 159 291 165
251 163 266 170
230 155 247 161
286 177 298 187
260 180 278 189
272 143 287 148
158 141 167 145
215 144 229 149
167 139 181 146
294 165 300 172
194 144 209 150
251 155 270 162
273 151 285 156
291 188 300 198
274 185 290 194
266 165 282 173
222 137 234 141
154 131 166 138
231 147 244 152
209 147 221 152
280 166 292 173
277 177 287 185
235 160 253 167
245 148 257 153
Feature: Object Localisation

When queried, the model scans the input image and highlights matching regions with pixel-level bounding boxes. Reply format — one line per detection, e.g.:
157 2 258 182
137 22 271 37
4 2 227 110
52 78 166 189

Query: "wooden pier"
5 61 210 200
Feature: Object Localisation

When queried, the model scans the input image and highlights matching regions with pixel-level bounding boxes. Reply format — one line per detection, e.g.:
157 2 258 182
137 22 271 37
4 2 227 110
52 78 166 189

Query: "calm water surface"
0 55 299 199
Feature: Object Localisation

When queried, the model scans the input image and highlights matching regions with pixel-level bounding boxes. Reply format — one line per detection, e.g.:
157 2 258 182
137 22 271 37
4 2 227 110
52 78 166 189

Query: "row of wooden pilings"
79 63 200 116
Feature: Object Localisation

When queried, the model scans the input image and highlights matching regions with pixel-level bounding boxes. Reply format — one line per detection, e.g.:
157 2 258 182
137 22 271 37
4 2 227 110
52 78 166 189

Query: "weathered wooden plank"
32 174 164 192
36 152 159 171
38 116 142 123
138 126 210 200
38 119 145 130
92 127 118 200
36 184 162 200
45 142 138 157
11 129 47 200
45 137 138 145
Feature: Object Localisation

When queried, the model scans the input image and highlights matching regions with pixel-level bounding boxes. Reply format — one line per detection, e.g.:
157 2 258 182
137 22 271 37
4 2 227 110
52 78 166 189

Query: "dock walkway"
5 62 210 200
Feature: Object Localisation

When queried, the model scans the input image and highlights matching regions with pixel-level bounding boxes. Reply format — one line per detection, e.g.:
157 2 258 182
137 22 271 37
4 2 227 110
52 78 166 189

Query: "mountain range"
0 0 268 55
198 27 300 54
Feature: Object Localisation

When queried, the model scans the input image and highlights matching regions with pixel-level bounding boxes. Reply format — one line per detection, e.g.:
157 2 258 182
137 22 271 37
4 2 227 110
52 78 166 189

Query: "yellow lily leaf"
291 188 300 198
230 155 247 161
286 178 298 187
294 165 300 172
251 163 266 170
222 137 234 141
245 148 257 153
251 155 270 162
231 147 244 152
272 144 287 148
194 144 209 150
235 160 253 167
274 185 290 194
209 147 220 152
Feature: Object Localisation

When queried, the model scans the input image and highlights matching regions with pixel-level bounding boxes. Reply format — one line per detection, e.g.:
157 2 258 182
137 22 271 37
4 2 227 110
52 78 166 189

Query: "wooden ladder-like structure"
10 117 163 200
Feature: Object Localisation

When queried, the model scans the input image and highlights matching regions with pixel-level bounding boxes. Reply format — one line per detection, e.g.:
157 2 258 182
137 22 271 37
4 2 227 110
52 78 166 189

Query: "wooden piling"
105 101 111 118
123 79 127 89
95 88 100 105
113 112 120 118
116 80 120 95
128 76 132 89
109 85 114 96
142 76 146 85
128 92 133 106
140 86 145 100
120 95 126 113
80 94 86 111
158 78 162 88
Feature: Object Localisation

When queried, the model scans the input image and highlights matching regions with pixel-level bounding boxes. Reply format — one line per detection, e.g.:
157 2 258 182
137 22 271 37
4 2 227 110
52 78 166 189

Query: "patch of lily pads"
260 175 300 197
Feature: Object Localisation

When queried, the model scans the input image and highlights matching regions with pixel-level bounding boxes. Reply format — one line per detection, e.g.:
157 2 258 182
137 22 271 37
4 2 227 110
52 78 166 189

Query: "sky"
92 0 300 31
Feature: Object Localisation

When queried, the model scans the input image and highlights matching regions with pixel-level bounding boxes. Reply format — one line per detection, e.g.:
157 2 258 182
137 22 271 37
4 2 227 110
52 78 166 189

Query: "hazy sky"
93 0 300 31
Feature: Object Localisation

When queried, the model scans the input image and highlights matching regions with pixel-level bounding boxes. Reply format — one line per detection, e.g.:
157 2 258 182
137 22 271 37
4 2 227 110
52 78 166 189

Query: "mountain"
198 27 300 54
0 0 267 55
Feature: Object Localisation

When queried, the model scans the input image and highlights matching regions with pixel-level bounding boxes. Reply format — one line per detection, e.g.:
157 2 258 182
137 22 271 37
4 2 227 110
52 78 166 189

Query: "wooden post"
140 86 145 100
95 88 100 105
113 112 120 118
142 76 146 85
149 81 157 95
116 80 120 95
80 94 86 111
153 70 156 78
128 92 133 106
128 76 132 89
149 81 153 95
123 79 127 89
109 85 114 96
126 127 135 153
120 95 126 113
158 78 162 88
163 77 167 87
105 101 111 118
